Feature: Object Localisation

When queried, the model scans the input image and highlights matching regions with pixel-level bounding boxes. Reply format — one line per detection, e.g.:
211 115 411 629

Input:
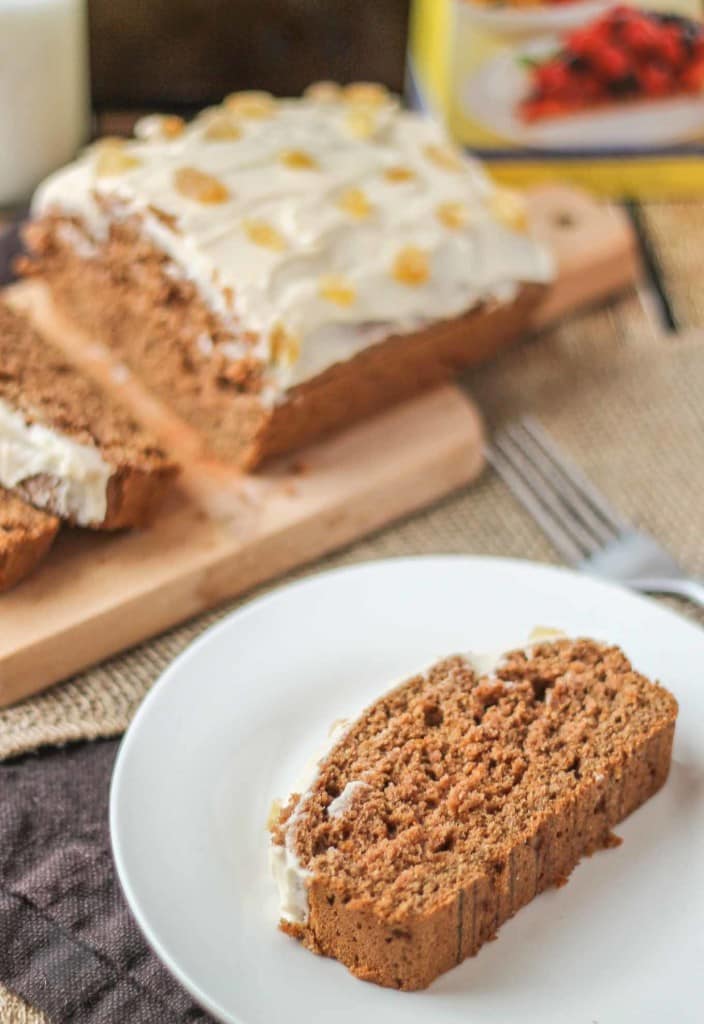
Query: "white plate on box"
110 556 704 1024
458 0 610 41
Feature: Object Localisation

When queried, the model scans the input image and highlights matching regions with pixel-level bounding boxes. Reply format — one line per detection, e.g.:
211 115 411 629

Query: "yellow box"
407 0 704 196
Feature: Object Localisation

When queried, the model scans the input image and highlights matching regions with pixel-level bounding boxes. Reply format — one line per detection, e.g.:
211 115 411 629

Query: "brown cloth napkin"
0 741 212 1023
0 307 702 1022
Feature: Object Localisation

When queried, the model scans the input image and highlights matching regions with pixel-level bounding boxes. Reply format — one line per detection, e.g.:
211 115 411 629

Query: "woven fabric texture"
1 313 702 765
2 316 703 763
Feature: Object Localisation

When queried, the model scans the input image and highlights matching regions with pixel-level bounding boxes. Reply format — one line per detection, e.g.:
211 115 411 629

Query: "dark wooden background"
89 0 411 109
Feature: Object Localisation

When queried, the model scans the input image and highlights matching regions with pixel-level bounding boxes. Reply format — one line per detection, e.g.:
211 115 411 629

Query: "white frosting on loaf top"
33 84 554 402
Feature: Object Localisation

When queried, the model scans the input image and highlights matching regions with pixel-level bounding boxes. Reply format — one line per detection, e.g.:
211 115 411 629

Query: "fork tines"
486 417 629 564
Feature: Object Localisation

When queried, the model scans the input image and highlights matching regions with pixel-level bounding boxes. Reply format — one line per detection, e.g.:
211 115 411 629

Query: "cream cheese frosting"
327 780 371 819
270 717 350 925
33 84 553 404
0 398 111 525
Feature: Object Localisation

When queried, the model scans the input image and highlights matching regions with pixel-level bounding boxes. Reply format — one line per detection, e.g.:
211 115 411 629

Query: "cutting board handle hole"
553 211 577 230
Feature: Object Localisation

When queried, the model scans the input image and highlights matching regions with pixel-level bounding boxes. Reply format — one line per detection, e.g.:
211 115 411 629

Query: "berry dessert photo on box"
520 5 704 122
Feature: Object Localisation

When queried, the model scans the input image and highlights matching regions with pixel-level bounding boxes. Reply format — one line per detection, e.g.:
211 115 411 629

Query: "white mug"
0 0 89 208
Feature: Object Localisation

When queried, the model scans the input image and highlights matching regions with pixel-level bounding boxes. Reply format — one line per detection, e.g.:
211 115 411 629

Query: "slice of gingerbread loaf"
270 637 677 990
0 302 178 529
0 488 59 592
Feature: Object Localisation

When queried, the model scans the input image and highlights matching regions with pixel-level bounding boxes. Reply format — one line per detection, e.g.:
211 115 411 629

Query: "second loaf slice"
0 301 178 530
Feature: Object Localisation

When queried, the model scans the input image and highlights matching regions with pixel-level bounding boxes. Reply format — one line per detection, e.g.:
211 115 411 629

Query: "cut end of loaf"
0 300 179 529
270 637 677 990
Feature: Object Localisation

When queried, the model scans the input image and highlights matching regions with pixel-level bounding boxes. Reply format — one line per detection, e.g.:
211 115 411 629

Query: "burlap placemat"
641 203 704 328
1 311 702 764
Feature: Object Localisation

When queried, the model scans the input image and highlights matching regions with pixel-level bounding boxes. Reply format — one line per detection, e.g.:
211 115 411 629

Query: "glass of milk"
0 0 89 208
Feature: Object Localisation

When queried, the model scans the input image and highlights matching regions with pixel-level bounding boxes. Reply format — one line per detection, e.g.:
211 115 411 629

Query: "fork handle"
629 577 704 608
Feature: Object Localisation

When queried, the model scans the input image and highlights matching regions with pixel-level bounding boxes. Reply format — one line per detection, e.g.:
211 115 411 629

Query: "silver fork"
486 416 704 608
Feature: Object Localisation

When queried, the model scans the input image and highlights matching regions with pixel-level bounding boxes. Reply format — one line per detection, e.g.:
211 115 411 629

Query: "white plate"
111 556 704 1024
464 41 704 149
458 0 609 42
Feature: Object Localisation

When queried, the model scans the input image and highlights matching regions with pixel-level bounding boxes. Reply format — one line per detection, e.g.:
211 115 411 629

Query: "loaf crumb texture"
0 300 173 471
0 301 179 528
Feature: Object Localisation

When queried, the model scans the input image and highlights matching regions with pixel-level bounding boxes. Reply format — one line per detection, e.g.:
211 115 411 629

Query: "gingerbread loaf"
270 637 677 990
0 488 59 592
0 302 178 530
24 83 553 468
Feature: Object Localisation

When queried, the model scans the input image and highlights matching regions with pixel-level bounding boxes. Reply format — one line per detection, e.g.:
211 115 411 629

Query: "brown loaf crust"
271 639 678 990
249 284 543 465
0 300 179 529
0 488 59 592
23 215 544 470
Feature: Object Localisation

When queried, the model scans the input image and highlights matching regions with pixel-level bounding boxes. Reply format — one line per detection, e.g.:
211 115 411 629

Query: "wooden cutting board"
0 185 638 706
